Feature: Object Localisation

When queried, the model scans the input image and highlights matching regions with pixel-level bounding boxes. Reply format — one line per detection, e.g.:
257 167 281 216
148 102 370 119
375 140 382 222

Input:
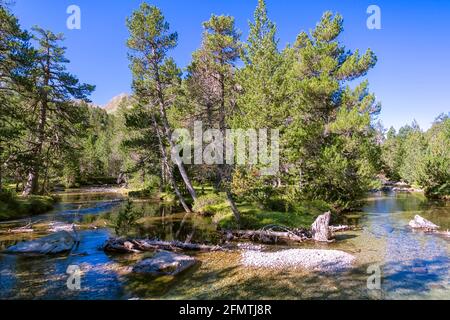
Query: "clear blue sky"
11 0 450 130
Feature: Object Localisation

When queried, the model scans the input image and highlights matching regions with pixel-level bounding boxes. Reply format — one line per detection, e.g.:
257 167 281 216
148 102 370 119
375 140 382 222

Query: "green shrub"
110 200 141 236
0 189 17 203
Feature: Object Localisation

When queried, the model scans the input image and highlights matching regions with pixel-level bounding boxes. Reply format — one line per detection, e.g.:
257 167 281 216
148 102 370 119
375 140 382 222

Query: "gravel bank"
242 249 356 272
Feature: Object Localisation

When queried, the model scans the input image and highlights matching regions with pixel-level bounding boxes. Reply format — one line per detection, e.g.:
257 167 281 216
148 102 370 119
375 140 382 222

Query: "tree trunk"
311 211 332 242
151 113 191 213
153 67 197 202
23 170 39 196
103 238 224 253
217 71 241 224
158 105 197 202
226 189 240 224
23 71 49 196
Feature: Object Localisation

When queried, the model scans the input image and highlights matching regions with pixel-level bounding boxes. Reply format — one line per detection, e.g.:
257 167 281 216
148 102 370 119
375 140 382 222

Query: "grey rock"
132 251 197 276
4 231 77 255
409 215 439 230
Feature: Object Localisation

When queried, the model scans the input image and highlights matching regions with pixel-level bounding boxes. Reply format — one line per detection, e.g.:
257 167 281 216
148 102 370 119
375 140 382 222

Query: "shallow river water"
0 190 448 300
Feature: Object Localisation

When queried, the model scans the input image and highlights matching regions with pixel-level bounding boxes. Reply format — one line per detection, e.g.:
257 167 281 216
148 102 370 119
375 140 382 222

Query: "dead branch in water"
224 227 311 244
103 238 225 254
222 213 358 244
6 219 42 234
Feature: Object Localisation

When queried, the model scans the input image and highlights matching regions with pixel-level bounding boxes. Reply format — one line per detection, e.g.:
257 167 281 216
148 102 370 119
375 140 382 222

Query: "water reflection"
0 190 448 299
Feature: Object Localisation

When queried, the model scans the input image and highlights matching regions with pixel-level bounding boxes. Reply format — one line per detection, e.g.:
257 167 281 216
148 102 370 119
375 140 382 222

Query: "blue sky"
11 0 450 130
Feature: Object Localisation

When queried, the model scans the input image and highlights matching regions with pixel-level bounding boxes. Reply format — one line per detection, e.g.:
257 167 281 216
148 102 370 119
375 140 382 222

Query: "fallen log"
225 228 311 244
6 219 42 234
329 225 358 232
103 238 225 254
8 227 34 234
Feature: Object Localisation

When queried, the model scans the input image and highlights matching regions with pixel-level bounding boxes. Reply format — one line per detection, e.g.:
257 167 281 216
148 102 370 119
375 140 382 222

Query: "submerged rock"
48 222 79 233
132 251 197 276
408 215 439 230
3 231 78 255
242 249 355 272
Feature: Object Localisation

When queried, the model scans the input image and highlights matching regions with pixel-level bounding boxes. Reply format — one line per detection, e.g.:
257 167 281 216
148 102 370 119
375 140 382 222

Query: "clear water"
0 190 448 300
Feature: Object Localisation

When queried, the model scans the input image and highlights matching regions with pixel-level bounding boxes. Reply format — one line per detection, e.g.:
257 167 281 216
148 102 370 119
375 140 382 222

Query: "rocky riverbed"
242 249 356 272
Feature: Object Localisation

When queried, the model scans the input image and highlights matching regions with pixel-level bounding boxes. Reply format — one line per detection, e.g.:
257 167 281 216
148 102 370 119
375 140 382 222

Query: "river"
0 189 448 299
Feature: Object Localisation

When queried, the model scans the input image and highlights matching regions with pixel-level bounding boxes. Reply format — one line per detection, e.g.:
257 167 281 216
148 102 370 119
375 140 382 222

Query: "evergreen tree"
187 15 243 222
236 0 288 130
126 3 197 207
283 12 380 209
22 27 94 195
0 4 32 190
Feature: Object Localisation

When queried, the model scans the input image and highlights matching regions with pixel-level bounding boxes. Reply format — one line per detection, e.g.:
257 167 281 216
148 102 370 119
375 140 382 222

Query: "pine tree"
0 4 32 190
126 3 197 207
284 12 380 209
187 15 242 222
22 27 94 195
235 0 288 130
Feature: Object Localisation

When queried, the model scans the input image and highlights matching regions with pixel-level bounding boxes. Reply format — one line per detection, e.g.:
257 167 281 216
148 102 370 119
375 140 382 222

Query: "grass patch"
193 193 226 216
214 199 330 230
0 190 56 221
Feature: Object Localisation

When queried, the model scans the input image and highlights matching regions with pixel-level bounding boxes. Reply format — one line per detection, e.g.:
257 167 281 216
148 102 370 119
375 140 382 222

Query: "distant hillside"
102 93 131 114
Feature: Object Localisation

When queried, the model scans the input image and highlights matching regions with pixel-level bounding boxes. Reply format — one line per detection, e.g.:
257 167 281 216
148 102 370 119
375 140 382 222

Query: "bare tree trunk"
153 68 197 202
23 65 49 195
151 113 191 213
217 72 241 224
23 170 38 196
226 189 240 224
311 211 332 242
158 106 197 202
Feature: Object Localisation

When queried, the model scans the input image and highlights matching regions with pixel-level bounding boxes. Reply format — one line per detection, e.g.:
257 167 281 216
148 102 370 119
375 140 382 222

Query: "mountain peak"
102 93 130 114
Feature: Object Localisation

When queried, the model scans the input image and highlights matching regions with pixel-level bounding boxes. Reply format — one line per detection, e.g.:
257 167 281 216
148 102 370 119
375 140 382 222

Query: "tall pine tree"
22 28 94 195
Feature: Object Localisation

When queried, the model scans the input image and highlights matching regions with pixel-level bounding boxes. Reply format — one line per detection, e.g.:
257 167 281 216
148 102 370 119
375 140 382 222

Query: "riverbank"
0 190 56 221
0 190 449 299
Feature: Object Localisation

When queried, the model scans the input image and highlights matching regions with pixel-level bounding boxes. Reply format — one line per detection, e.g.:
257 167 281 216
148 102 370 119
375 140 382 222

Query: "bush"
0 189 16 203
231 169 276 208
128 175 161 198
110 200 141 236
193 193 226 216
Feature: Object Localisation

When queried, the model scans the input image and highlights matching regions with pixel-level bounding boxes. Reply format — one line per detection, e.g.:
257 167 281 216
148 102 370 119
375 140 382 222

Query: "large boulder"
409 215 439 230
132 251 197 276
4 231 77 255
